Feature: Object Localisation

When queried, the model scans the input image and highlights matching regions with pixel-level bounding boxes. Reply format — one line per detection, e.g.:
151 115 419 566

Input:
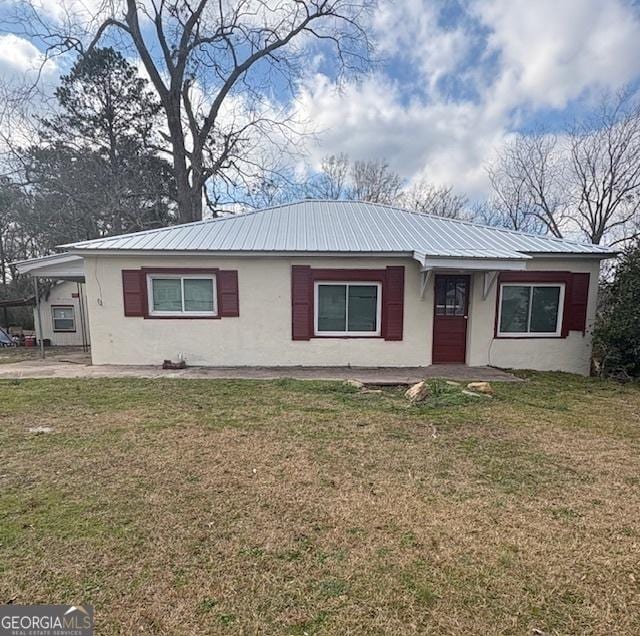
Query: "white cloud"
296 74 507 198
475 0 640 111
0 34 58 149
372 0 471 93
0 34 50 80
294 0 640 200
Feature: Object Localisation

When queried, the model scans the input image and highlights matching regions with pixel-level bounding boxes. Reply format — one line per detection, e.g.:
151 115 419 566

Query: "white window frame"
497 282 565 338
52 305 76 332
147 274 218 317
314 281 382 337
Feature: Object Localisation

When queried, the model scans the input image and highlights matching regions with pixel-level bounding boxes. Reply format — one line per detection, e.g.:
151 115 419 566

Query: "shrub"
593 241 640 378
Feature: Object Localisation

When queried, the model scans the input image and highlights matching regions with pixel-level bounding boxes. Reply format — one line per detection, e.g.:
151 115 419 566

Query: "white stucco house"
15 200 614 374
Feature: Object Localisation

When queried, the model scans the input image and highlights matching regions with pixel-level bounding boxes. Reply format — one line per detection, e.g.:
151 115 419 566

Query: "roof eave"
12 252 85 280
66 247 616 260
67 248 418 258
522 250 617 259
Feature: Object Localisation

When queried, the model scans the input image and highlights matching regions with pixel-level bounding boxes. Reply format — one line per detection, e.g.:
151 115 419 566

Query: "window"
147 274 217 316
498 283 564 337
315 282 381 336
435 276 468 316
52 306 75 332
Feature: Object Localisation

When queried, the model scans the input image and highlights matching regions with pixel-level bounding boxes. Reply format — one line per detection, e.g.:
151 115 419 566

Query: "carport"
12 253 88 358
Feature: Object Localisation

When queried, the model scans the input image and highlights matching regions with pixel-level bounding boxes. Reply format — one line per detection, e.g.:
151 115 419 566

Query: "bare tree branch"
13 0 372 221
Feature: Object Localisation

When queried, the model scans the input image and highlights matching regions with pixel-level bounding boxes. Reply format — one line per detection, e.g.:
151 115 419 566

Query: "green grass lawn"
0 373 639 635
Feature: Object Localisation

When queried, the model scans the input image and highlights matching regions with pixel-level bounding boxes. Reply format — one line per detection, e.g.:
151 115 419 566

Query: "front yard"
0 374 639 634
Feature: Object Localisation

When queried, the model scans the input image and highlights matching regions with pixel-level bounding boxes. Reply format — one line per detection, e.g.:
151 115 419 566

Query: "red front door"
432 275 470 364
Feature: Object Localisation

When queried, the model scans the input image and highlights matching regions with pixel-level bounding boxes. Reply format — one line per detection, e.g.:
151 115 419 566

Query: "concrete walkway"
0 356 520 384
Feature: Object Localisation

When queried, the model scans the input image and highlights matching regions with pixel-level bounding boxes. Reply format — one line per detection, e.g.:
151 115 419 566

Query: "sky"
1 0 640 200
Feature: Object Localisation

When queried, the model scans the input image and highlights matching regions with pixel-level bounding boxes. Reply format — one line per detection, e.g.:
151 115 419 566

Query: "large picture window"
315 282 381 336
147 274 217 316
52 306 75 332
498 283 564 337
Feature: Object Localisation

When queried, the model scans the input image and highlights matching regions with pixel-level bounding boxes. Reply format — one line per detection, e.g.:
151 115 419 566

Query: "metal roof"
13 253 85 280
63 200 614 258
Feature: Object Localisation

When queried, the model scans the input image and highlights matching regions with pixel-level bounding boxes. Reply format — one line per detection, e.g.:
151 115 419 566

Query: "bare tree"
309 153 349 199
309 154 472 216
307 154 402 204
569 93 640 246
350 158 402 203
487 133 566 237
11 0 372 222
470 199 543 233
485 161 544 232
397 180 468 218
241 165 302 210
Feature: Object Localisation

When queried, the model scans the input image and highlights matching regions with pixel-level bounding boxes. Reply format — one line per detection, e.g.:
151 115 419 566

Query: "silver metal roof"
13 253 85 280
63 200 614 258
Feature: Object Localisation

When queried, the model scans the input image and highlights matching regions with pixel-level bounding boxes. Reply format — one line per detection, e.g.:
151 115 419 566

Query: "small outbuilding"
15 200 615 374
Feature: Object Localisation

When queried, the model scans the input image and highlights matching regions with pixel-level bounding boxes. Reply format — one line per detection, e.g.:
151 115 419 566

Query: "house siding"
83 254 601 374
33 280 91 347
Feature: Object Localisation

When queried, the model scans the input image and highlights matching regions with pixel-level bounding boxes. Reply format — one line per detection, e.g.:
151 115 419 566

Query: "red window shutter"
383 266 404 341
291 265 312 340
217 270 240 317
567 272 590 333
122 270 145 317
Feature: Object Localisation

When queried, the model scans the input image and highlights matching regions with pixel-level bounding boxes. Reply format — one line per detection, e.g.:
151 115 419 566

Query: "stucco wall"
83 254 601 374
34 281 91 347
467 258 602 375
85 256 431 367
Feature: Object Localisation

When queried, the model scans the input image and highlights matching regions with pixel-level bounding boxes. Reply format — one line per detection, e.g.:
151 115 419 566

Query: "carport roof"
12 253 85 280
60 200 614 260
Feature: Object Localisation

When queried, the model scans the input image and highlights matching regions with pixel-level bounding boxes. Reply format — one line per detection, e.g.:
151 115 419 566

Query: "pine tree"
23 47 175 251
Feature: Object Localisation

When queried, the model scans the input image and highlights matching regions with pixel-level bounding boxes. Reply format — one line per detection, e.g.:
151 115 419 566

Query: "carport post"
33 276 45 359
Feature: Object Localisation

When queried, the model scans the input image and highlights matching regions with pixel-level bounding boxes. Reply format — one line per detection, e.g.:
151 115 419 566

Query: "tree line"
0 48 175 298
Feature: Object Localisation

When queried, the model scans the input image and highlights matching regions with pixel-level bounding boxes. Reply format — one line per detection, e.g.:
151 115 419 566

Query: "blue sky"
295 0 640 197
2 0 640 199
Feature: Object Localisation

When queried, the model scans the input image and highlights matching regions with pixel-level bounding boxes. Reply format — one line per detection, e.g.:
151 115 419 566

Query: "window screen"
316 283 379 335
499 284 563 335
149 276 216 315
52 306 75 332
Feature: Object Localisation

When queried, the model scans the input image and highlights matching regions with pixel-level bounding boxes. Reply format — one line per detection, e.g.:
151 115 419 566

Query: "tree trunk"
188 147 205 222
166 101 202 224
174 155 198 223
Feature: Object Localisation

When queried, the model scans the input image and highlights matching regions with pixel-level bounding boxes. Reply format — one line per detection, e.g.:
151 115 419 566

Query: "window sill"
495 334 564 339
312 334 384 339
145 314 220 320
